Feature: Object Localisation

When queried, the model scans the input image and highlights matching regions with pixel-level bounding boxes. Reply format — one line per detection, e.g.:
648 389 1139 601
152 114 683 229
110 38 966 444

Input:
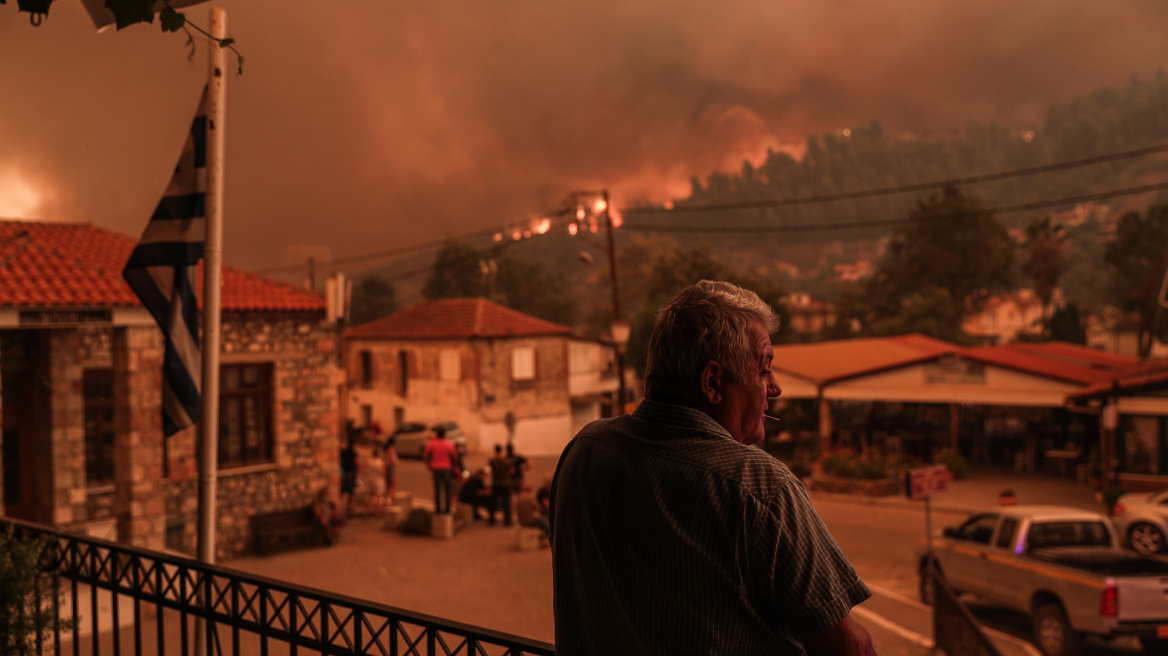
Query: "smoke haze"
1 0 1166 278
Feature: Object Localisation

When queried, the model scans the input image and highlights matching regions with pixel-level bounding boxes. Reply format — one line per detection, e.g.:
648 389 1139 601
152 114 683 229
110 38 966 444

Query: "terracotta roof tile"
772 333 959 383
346 298 571 340
962 342 1158 386
0 220 324 312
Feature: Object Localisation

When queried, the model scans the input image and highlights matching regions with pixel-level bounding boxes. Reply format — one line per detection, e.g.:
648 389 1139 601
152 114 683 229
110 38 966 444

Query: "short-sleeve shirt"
489 456 515 487
423 438 459 470
549 399 870 655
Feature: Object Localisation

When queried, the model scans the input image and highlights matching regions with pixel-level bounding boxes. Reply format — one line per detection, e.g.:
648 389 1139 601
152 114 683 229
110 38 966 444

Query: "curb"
808 490 979 515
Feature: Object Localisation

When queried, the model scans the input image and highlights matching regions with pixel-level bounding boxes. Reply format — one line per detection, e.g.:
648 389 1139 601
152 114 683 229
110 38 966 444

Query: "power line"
624 142 1168 215
622 180 1168 234
252 143 1168 275
253 208 572 275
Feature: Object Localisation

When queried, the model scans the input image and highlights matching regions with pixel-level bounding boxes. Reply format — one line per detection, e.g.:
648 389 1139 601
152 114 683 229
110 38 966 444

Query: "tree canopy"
349 275 397 326
421 239 576 326
1105 204 1168 356
1021 216 1067 311
861 186 1014 341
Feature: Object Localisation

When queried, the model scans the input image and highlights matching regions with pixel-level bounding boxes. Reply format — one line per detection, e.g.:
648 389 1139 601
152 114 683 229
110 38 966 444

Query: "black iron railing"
2 518 555 656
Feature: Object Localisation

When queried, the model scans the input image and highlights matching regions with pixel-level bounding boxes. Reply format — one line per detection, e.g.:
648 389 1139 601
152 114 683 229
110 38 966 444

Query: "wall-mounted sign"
19 309 113 327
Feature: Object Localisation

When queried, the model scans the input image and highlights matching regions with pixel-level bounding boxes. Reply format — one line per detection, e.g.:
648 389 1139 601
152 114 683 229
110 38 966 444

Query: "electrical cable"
622 180 1168 234
624 142 1168 214
252 142 1168 274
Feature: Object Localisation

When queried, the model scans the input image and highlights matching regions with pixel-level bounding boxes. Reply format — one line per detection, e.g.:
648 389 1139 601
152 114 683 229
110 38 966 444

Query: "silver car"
1110 490 1168 555
388 421 467 459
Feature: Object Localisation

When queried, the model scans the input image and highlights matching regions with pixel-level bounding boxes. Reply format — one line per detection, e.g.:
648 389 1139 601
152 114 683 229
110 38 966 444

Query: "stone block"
431 513 453 539
396 493 413 513
383 506 403 531
454 504 473 523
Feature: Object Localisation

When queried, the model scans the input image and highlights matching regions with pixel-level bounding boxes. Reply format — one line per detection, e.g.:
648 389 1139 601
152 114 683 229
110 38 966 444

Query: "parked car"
916 505 1168 656
1110 490 1168 555
387 421 467 459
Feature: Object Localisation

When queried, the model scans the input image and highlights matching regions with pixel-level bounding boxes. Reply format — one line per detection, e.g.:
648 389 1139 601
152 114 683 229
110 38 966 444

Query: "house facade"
345 298 618 456
962 289 1053 344
0 220 339 559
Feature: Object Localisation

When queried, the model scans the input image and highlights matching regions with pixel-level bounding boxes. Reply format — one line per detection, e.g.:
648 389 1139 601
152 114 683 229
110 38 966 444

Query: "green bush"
819 450 899 479
932 448 968 479
0 529 71 655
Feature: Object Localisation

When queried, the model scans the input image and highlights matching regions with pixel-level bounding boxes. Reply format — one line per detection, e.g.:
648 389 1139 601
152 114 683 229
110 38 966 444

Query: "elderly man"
550 281 874 655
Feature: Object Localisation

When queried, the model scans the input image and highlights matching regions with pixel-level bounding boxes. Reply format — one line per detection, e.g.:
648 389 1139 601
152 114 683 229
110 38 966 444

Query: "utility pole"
570 188 629 415
601 189 629 415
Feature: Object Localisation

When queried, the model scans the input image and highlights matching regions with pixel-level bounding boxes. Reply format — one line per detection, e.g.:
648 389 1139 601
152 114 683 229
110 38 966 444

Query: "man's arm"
802 614 874 656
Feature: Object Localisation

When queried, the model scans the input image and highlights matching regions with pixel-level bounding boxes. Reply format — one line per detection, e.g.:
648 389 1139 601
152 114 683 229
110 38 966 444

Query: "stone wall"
164 311 338 559
346 335 574 455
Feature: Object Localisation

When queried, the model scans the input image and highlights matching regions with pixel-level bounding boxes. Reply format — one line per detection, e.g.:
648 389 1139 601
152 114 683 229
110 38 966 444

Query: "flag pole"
197 6 227 567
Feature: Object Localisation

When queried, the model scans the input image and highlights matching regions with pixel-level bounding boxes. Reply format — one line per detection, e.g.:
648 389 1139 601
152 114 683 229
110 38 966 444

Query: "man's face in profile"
714 320 781 445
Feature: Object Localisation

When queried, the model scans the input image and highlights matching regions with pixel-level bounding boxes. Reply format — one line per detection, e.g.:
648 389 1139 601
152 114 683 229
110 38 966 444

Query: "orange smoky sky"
1 0 1167 280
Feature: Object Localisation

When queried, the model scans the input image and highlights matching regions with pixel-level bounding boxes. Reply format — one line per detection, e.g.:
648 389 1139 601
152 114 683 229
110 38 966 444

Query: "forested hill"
648 72 1168 254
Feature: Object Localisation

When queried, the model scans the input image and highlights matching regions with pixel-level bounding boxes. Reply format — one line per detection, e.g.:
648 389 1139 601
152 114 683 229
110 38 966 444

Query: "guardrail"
2 518 556 656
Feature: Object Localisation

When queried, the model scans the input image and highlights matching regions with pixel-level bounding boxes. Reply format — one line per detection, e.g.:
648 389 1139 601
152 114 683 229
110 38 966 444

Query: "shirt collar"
632 399 733 441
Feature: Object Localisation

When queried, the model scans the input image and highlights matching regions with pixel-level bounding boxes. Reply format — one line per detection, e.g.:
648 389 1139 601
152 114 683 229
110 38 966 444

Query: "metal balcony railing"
1 518 555 656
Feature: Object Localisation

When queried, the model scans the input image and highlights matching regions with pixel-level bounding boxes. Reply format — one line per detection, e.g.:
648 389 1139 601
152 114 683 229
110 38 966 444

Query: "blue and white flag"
122 87 208 436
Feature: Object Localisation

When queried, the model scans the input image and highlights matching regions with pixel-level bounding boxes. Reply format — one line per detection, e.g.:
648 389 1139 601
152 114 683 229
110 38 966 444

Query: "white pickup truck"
916 505 1168 656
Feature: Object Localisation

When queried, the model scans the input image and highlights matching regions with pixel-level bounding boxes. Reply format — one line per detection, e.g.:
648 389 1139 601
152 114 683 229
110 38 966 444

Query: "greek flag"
122 87 207 436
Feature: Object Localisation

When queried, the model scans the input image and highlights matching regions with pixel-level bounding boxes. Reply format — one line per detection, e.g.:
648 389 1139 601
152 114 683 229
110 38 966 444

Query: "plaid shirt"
550 400 870 655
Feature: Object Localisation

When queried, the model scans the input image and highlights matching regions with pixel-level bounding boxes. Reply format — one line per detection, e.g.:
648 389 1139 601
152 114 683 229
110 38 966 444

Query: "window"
957 514 999 545
219 363 273 468
359 350 373 388
1028 521 1112 550
511 346 535 381
83 369 115 486
994 518 1018 549
398 350 410 395
440 349 461 381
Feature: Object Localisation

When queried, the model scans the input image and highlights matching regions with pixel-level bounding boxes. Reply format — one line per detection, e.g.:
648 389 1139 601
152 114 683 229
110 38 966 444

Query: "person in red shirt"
423 426 461 514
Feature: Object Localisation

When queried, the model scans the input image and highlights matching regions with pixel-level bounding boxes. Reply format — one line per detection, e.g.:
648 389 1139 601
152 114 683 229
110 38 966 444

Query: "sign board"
905 465 949 500
923 356 986 385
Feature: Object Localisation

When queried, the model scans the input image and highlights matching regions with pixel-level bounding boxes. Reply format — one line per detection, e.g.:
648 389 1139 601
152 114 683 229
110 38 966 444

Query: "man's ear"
699 361 722 404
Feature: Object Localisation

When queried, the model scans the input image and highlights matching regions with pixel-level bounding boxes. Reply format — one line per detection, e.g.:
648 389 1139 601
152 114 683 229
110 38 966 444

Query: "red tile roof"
961 342 1155 386
772 333 959 383
347 298 572 340
0 220 324 312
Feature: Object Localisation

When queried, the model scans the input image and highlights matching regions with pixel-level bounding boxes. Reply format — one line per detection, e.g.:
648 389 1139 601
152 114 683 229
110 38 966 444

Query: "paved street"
225 454 1148 655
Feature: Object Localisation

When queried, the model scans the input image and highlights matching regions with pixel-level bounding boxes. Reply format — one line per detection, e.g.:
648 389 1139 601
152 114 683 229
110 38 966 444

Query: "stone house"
345 298 618 456
783 293 837 335
962 289 1058 344
0 220 339 559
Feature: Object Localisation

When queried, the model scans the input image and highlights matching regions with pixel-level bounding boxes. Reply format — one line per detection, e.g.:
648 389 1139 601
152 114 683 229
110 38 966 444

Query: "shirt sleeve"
753 477 871 637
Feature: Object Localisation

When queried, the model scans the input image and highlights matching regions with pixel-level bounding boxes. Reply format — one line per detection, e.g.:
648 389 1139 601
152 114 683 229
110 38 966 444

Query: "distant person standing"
339 434 360 518
488 444 515 526
423 426 461 514
375 422 398 505
507 442 530 495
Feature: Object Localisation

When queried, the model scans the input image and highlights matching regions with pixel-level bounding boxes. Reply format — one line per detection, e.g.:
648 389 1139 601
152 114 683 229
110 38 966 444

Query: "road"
232 453 1148 655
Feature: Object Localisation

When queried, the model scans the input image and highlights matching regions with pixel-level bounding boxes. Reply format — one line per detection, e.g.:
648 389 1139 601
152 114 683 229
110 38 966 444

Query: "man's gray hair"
643 280 780 401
